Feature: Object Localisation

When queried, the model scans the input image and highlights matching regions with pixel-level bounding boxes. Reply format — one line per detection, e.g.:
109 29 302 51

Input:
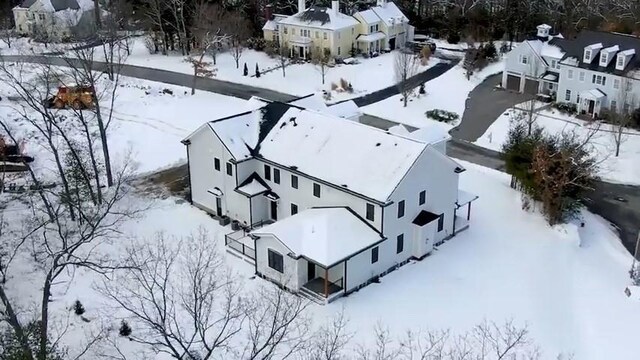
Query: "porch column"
453 207 457 235
324 267 329 297
467 202 472 221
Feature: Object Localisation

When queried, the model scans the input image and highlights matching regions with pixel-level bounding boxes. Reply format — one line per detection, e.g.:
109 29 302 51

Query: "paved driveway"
450 73 534 142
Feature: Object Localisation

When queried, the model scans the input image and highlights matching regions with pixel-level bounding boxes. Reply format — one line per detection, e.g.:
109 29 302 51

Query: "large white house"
13 0 96 41
503 25 640 118
182 95 477 303
263 0 414 59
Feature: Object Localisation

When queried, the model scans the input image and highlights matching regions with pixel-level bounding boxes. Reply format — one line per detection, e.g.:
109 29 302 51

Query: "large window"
371 246 379 264
565 89 571 102
268 249 284 273
291 174 298 189
579 71 585 82
397 200 405 218
366 203 375 221
610 100 617 112
264 164 271 180
214 158 220 171
274 168 280 184
437 214 444 232
567 69 574 79
592 74 606 85
614 78 620 89
226 162 233 176
313 183 321 198
396 234 404 254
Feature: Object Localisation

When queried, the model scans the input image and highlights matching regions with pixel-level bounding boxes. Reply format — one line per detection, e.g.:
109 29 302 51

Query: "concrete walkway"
450 73 534 142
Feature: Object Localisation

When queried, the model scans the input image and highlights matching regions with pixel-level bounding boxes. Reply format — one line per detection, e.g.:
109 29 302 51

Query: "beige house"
13 0 96 41
263 0 413 59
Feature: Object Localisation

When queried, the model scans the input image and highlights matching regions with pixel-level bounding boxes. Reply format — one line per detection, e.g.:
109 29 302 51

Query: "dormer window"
617 56 624 67
584 50 591 62
600 53 608 65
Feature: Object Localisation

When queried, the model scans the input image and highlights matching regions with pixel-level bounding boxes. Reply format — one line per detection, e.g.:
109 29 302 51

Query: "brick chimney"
264 4 273 21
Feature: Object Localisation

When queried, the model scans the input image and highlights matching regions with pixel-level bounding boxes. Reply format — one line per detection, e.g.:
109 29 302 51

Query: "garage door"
524 79 539 94
506 75 520 91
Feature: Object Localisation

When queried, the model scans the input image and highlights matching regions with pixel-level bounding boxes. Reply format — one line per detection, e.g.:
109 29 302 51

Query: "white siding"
256 235 300 290
502 42 547 90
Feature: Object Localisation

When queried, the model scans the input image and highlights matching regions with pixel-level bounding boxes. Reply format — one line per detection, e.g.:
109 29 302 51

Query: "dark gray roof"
298 6 331 25
550 30 640 75
19 0 38 7
51 0 80 11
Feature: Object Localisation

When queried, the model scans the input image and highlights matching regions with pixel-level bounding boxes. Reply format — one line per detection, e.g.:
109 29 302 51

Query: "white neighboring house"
262 0 413 59
503 25 640 118
13 0 96 41
182 95 477 304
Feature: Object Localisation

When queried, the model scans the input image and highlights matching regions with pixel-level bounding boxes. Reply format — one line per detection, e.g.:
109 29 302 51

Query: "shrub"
447 32 460 44
330 82 338 91
246 37 266 51
552 102 577 115
243 63 248 76
426 109 460 123
144 35 157 54
119 320 132 337
264 41 278 57
482 41 497 60
419 83 426 94
339 78 349 90
73 300 85 315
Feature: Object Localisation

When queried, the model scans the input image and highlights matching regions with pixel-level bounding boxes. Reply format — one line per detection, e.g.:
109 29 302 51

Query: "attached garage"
506 74 520 91
524 79 539 94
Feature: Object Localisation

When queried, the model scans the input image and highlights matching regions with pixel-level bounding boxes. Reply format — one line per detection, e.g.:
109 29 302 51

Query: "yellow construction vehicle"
47 84 96 110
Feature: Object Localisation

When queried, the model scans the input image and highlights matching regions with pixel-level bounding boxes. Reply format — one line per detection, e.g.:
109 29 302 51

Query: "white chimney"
298 0 305 13
536 24 551 39
332 0 339 14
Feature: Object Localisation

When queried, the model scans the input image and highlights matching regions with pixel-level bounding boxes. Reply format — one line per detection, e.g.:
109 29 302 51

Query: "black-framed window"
214 158 220 171
397 200 405 218
313 183 321 198
419 191 426 205
437 214 444 232
366 203 375 221
264 164 271 181
291 203 298 215
371 246 379 264
274 168 280 184
396 234 404 254
268 249 284 273
291 174 298 189
226 162 233 176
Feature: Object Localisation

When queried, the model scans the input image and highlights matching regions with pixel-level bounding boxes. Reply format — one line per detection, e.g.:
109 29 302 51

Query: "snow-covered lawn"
83 37 440 101
362 59 504 130
9 160 639 359
0 72 246 174
475 103 640 185
0 37 80 55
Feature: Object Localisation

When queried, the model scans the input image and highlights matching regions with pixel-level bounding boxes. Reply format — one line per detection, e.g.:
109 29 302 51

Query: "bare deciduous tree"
279 45 289 78
305 310 352 360
609 78 635 157
312 48 331 85
394 50 419 107
185 38 218 95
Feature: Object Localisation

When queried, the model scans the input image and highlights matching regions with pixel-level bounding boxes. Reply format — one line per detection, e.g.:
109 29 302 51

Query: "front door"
270 200 278 221
389 37 396 50
307 261 315 281
588 100 595 114
215 197 222 217
299 46 304 58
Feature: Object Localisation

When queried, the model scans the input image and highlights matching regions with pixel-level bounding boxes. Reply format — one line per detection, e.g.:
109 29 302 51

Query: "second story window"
419 191 426 205
264 164 271 180
366 203 375 221
291 174 298 189
226 162 233 176
313 183 321 198
284 27 288 34
397 200 405 218
274 168 280 184
323 32 327 40
214 158 220 171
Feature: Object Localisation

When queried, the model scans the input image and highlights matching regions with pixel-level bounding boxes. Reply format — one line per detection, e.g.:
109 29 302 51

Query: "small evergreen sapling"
419 83 426 94
119 320 132 337
255 63 261 78
73 300 85 315
243 62 248 76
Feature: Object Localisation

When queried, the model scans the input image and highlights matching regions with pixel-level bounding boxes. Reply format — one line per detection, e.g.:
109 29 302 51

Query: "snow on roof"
581 88 607 99
540 43 565 59
542 73 558 81
403 123 450 144
357 32 386 42
289 93 329 112
456 189 478 207
327 100 361 120
586 43 603 50
263 19 278 31
253 208 383 266
208 112 261 160
537 24 552 29
259 107 427 202
388 124 410 135
245 96 270 111
237 178 269 196
620 49 636 56
278 5 359 30
370 2 408 26
356 9 380 24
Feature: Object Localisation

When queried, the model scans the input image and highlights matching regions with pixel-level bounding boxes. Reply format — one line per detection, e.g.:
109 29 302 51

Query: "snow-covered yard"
362 59 504 130
0 37 67 55
8 160 640 359
475 103 640 185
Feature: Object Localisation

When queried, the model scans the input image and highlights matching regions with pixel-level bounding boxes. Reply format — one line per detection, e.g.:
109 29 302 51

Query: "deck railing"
225 231 255 260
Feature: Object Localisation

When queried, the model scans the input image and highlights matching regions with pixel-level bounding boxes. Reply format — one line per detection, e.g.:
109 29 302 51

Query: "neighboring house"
503 25 640 118
13 0 96 41
182 95 477 304
262 0 413 59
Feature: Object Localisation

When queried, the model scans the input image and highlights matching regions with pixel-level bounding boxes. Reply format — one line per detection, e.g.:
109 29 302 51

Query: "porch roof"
357 32 385 42
235 172 270 197
290 36 313 45
456 189 478 208
252 207 384 267
580 88 606 99
540 71 558 82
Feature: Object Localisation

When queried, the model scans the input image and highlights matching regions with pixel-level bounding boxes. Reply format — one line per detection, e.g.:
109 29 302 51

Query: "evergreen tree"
243 62 248 76
255 63 261 78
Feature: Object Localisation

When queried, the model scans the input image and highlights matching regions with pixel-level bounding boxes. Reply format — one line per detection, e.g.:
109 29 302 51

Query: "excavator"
46 84 96 110
0 136 34 173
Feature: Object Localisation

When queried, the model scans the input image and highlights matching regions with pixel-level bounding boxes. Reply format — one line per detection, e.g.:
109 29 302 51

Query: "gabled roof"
236 172 270 197
370 2 408 26
356 9 380 24
18 0 90 12
252 207 384 267
550 30 640 75
278 5 359 30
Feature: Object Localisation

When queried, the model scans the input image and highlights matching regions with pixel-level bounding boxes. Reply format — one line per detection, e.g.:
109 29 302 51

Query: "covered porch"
357 32 385 54
289 36 312 59
578 89 606 119
299 258 345 304
453 189 479 235
539 71 558 99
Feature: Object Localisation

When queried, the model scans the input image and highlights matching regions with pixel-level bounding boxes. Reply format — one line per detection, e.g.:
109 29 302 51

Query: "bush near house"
552 102 578 115
426 109 460 123
447 32 461 44
246 37 266 51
